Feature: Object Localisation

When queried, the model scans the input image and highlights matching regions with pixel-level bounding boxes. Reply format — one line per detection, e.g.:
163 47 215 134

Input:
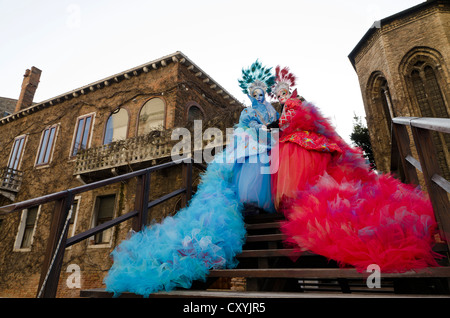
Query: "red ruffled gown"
271 97 442 273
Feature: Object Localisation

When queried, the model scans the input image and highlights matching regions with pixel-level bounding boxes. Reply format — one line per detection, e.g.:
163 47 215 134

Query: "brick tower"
348 0 449 179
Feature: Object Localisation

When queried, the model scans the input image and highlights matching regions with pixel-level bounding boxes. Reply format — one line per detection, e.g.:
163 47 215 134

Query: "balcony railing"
0 167 23 193
74 129 225 176
74 131 175 175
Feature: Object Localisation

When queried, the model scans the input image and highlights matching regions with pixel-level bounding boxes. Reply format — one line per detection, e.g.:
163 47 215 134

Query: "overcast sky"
0 0 424 143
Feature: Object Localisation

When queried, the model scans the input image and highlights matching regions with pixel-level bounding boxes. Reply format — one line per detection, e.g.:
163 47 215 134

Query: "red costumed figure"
270 66 442 273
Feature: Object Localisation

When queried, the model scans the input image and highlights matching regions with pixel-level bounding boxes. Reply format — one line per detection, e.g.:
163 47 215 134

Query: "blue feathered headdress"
238 60 276 95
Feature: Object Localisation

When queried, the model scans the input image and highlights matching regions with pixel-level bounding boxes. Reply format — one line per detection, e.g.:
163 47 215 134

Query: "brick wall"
0 55 240 297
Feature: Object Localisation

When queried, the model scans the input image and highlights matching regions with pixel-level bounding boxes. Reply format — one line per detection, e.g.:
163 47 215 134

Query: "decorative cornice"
348 0 450 69
0 51 242 126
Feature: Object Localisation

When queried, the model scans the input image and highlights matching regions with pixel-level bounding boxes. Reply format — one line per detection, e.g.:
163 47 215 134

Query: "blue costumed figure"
232 60 279 213
103 61 279 297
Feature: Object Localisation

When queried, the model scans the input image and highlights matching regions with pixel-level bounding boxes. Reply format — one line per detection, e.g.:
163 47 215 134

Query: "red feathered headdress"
271 66 297 98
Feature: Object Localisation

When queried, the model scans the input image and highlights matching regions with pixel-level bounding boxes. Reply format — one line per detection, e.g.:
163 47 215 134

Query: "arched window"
401 48 450 180
187 105 204 122
409 63 449 180
104 108 128 145
365 71 395 172
379 78 394 137
138 98 165 135
409 62 448 119
367 72 394 137
424 65 448 119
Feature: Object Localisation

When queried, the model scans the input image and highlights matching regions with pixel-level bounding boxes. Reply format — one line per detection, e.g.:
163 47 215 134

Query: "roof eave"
347 0 443 70
1 51 242 126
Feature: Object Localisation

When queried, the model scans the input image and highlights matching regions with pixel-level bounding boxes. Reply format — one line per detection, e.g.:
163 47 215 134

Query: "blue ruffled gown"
103 99 278 297
229 97 279 213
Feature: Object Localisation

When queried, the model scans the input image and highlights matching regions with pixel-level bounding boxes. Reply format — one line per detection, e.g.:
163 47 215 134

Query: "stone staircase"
211 212 450 295
81 210 450 298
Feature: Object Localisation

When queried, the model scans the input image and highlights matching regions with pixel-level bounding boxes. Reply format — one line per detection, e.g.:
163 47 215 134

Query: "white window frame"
35 123 60 168
69 112 96 159
14 205 41 252
66 195 81 250
88 193 117 249
7 134 28 172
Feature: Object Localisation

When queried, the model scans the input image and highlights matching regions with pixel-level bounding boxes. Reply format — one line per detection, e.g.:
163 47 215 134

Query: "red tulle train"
270 96 442 273
273 144 441 273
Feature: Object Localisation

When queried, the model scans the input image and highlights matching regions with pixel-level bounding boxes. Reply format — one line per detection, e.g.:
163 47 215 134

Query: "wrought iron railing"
73 131 174 175
0 167 23 192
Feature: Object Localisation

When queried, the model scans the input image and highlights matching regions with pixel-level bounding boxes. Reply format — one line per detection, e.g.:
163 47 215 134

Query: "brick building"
0 97 17 118
0 52 242 297
348 0 449 178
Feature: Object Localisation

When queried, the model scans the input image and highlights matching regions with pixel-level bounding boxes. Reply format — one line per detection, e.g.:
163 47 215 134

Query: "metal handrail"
393 117 450 134
0 159 182 214
0 157 201 297
391 116 450 256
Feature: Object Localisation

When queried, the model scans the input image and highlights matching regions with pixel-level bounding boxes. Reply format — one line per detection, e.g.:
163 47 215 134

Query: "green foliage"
350 114 376 170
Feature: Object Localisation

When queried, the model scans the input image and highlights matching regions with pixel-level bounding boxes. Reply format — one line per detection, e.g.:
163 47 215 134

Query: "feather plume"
271 66 297 98
238 60 276 95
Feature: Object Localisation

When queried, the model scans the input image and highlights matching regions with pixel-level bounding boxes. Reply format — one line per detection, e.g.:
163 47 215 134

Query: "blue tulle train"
103 153 247 297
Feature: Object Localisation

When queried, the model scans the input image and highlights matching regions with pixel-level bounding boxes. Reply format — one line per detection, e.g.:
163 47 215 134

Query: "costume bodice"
225 98 279 162
239 98 279 129
279 98 342 154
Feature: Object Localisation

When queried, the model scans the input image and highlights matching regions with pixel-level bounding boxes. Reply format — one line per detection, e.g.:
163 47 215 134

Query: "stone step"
245 222 282 231
208 267 450 279
245 233 286 243
238 249 305 258
80 287 450 298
